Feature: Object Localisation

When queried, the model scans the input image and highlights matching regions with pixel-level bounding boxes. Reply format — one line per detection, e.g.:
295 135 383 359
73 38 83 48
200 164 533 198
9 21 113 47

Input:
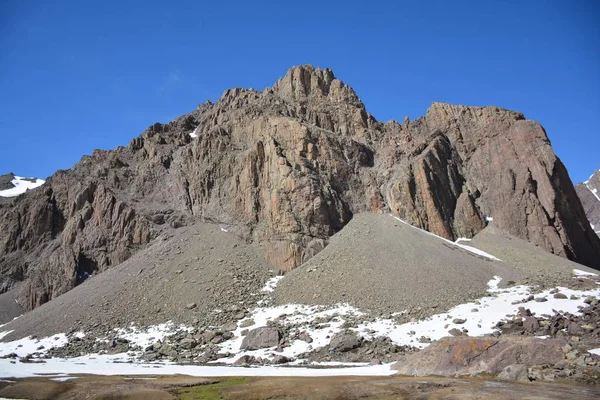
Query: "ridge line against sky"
0 0 598 183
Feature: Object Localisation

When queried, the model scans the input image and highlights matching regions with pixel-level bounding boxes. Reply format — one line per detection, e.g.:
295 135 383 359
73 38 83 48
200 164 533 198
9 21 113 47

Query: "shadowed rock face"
1 64 599 311
575 170 600 236
0 173 16 191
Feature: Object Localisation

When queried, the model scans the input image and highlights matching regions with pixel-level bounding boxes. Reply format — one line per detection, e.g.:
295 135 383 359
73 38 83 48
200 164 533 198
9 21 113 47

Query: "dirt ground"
1 374 599 400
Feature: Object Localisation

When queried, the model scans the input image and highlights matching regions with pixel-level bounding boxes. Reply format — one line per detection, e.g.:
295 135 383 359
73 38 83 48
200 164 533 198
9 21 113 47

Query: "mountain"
575 170 600 235
1 64 599 317
0 173 45 198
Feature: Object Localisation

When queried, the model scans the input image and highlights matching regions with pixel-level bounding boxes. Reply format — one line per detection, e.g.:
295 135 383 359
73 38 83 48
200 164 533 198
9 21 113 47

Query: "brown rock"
392 336 566 377
523 317 540 333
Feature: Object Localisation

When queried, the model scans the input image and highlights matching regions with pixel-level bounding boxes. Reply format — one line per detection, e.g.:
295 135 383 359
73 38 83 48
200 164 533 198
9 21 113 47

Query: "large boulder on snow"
329 331 362 352
240 327 281 350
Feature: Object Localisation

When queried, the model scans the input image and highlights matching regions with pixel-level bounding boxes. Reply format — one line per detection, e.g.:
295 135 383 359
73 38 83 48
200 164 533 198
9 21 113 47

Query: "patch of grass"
176 377 250 400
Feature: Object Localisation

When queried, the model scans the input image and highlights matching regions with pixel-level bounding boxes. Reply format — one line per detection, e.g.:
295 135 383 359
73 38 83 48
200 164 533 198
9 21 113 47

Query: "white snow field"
0 176 45 197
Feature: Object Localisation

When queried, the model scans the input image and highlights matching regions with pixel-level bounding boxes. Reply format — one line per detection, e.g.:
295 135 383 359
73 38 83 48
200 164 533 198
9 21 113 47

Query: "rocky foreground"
1 213 599 388
2 259 600 387
2 295 600 386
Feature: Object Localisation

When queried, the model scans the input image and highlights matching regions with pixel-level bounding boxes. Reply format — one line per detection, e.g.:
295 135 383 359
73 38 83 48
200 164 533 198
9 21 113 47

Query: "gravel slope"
4 213 597 343
0 287 24 324
274 213 521 320
467 224 599 285
1 222 275 341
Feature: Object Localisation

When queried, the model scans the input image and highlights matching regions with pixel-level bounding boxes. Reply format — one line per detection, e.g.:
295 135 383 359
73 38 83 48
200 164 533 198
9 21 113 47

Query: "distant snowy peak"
585 170 600 202
0 173 45 197
575 169 600 235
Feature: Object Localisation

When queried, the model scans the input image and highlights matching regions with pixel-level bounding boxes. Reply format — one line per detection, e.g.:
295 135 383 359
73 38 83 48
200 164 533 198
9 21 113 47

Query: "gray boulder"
498 364 530 382
523 317 540 333
179 338 197 350
329 331 361 352
240 327 281 350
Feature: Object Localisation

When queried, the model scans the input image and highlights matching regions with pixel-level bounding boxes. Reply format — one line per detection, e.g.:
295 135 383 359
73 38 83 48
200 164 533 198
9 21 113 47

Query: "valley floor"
2 374 600 400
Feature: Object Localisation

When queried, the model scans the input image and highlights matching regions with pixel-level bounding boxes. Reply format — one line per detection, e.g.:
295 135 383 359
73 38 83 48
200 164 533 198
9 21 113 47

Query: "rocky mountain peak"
273 65 363 108
1 65 599 315
0 173 16 191
586 170 600 187
575 169 600 235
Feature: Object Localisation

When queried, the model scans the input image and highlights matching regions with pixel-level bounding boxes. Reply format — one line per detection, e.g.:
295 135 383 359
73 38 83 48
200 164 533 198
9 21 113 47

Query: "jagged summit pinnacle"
272 64 363 107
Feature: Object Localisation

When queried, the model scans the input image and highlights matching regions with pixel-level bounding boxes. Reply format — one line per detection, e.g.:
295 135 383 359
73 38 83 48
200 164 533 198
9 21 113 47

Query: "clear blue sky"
1 0 598 183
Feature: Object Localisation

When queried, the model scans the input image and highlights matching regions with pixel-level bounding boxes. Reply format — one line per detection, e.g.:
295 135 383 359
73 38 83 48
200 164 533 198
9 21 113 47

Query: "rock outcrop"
392 336 567 377
575 170 600 236
1 64 599 313
0 175 151 308
0 173 16 191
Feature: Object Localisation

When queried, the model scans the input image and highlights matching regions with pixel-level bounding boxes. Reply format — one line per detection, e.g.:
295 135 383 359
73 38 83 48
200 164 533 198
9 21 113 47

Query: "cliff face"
1 65 599 311
386 102 599 264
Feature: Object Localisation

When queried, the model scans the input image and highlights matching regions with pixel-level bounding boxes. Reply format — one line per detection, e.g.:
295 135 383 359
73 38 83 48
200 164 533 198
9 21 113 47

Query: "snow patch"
217 304 363 364
585 183 600 202
454 243 501 260
487 275 503 291
51 376 78 382
261 275 284 292
0 356 394 378
0 176 45 197
354 283 600 349
114 322 193 349
0 333 71 358
573 269 598 277
189 126 199 138
589 348 600 356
